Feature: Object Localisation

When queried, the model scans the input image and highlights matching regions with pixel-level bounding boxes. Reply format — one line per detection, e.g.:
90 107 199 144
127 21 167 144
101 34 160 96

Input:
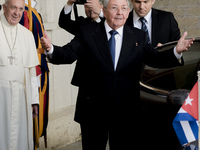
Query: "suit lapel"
94 23 136 72
94 23 114 71
116 25 135 72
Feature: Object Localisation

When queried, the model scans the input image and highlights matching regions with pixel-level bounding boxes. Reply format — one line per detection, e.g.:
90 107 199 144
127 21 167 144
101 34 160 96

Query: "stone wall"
153 0 200 37
0 0 200 149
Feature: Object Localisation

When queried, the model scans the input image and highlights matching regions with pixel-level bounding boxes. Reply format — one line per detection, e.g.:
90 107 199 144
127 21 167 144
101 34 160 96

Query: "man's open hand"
176 31 195 54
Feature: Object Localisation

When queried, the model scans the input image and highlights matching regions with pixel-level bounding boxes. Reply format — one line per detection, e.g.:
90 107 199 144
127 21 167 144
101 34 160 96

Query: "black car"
139 39 200 150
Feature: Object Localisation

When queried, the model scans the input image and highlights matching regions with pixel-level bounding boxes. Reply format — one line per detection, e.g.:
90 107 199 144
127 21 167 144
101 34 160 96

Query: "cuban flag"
173 82 198 146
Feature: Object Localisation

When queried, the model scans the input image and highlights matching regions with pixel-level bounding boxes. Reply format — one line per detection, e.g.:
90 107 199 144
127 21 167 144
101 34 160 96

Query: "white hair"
4 0 8 5
103 0 130 8
4 0 25 6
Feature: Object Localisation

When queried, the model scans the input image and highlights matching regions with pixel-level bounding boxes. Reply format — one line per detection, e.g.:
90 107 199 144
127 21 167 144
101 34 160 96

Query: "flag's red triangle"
182 82 198 120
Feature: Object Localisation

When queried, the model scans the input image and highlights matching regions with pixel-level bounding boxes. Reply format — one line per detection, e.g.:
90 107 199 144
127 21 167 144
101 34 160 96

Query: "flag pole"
198 70 200 149
28 0 33 31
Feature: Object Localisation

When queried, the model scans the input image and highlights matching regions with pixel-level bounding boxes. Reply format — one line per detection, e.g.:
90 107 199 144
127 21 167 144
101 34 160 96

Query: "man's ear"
152 0 155 5
103 7 107 18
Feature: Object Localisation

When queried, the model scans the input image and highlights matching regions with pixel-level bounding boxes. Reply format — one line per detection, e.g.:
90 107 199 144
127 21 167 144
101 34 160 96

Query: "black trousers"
79 109 142 150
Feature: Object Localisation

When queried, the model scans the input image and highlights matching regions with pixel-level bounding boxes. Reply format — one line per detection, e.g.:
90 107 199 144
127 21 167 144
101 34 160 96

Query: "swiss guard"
19 0 50 149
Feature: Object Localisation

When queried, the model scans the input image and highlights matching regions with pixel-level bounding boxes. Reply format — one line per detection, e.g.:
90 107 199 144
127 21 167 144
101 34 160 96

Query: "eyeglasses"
109 5 129 12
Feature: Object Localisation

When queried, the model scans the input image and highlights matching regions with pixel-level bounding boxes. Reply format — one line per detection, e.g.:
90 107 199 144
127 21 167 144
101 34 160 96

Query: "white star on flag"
185 96 194 106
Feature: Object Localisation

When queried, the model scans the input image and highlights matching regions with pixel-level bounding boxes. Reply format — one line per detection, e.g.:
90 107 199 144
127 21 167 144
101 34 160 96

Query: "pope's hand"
176 31 195 54
41 31 52 51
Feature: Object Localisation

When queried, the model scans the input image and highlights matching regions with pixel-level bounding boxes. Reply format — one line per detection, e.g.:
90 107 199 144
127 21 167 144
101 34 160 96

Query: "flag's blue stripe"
32 11 43 38
189 121 198 140
173 121 188 145
32 14 38 48
173 112 198 146
173 113 197 121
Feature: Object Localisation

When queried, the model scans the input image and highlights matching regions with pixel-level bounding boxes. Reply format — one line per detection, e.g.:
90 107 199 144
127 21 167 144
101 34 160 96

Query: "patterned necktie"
139 17 150 44
108 30 118 66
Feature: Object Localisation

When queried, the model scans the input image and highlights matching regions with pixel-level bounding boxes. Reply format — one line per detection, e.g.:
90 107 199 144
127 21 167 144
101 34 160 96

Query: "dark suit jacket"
58 7 102 35
126 9 181 47
49 22 182 123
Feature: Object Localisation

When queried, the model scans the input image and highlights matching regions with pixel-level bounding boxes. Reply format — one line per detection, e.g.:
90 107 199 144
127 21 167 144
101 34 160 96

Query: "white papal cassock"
0 14 39 150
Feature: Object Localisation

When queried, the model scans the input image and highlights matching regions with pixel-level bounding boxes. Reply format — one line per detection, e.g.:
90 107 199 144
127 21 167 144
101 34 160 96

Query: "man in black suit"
41 0 193 149
126 0 180 47
58 0 103 35
126 1 181 148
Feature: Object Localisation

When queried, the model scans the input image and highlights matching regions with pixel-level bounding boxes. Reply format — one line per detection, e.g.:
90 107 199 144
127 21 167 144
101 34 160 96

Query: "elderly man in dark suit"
41 0 193 149
126 0 180 47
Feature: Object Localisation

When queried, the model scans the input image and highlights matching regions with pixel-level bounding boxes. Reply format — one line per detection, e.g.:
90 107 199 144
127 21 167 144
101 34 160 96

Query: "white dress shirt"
104 21 123 70
133 9 152 43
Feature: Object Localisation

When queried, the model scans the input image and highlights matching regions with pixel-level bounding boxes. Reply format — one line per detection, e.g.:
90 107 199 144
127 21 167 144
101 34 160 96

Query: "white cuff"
45 44 54 59
64 3 72 14
31 76 39 105
173 47 183 63
173 46 182 59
